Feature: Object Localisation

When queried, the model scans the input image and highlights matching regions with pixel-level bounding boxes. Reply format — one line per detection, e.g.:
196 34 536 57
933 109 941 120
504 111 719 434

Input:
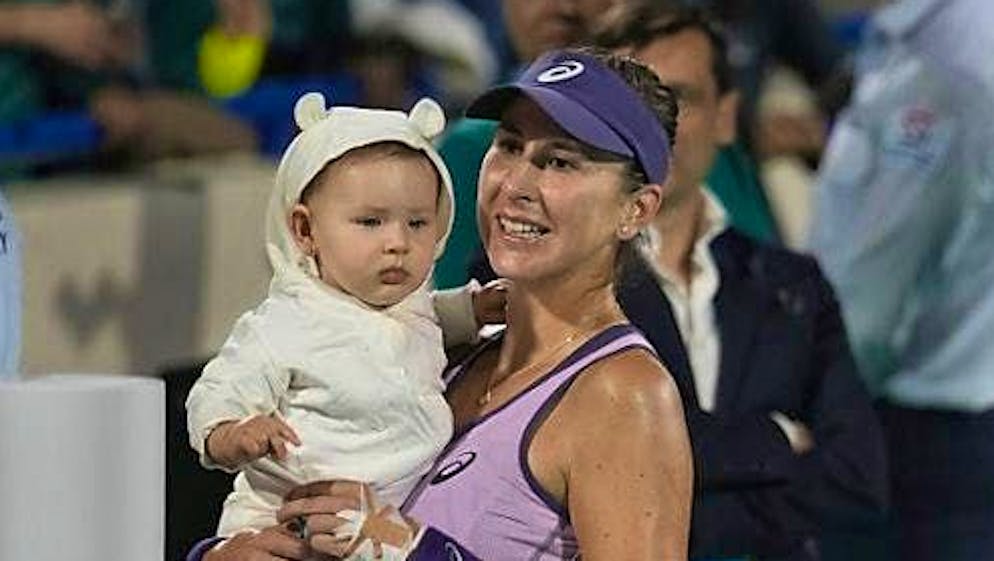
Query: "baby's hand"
206 413 301 469
472 279 509 327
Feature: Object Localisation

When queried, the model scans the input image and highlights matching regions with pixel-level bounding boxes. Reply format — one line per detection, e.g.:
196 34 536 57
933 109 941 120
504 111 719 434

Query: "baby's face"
305 151 440 307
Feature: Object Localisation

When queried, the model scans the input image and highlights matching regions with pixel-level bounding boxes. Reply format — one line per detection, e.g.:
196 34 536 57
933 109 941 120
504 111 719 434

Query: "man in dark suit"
600 5 886 560
470 4 887 560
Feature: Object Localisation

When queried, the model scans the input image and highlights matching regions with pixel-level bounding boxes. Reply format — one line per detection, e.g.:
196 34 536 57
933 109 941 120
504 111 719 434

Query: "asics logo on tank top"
430 451 476 484
537 61 585 83
444 542 465 561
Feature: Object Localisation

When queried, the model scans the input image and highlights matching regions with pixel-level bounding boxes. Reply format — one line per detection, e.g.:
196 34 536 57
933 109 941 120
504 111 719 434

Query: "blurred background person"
0 0 258 170
682 0 851 162
179 0 495 109
0 189 20 377
810 1 994 560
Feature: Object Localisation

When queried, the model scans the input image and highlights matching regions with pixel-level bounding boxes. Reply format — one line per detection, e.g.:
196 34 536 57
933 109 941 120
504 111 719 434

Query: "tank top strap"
513 324 657 519
514 323 656 412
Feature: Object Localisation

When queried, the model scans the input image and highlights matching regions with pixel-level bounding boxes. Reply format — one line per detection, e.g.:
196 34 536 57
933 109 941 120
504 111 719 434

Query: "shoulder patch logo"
900 105 937 147
445 542 465 561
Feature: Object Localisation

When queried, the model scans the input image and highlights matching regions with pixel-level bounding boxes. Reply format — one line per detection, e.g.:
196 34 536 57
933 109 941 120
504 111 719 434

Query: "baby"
186 93 491 542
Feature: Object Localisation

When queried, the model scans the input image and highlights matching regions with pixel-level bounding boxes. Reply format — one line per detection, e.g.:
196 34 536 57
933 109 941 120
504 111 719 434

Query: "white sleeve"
185 313 290 469
432 279 481 349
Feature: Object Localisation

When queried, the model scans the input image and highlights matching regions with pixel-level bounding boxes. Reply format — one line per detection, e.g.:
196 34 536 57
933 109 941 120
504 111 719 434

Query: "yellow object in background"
198 27 267 98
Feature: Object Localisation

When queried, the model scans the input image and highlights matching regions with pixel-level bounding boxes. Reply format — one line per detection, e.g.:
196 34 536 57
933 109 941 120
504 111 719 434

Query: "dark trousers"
879 402 994 561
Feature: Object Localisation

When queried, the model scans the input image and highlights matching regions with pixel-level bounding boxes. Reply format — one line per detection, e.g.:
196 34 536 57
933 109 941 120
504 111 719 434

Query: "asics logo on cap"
537 61 585 83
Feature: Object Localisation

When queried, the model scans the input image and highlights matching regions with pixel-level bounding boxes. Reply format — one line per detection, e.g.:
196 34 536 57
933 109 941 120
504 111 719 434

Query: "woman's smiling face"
477 97 634 286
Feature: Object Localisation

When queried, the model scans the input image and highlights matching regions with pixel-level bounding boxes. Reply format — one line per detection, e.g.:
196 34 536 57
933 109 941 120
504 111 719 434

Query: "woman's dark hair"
570 46 678 279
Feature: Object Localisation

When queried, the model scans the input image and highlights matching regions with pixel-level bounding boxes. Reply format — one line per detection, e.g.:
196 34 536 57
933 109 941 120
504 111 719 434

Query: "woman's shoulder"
536 344 688 485
565 347 683 420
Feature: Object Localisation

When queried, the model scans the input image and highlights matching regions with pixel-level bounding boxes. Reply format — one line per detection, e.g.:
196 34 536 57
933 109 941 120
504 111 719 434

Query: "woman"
192 47 692 561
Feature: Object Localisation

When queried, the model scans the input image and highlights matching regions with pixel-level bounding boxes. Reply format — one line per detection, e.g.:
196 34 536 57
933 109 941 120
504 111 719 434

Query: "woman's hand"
203 527 309 561
278 480 363 557
278 481 420 559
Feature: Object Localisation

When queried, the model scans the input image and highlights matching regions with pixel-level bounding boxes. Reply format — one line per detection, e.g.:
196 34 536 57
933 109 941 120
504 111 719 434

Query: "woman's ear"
289 203 316 255
619 183 663 240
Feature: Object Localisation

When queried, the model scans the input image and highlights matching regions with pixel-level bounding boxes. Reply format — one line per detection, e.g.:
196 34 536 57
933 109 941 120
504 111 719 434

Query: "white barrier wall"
6 153 275 376
0 375 164 561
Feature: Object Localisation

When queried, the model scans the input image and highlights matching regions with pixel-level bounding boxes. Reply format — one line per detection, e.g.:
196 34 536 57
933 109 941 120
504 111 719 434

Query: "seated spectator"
0 1 257 170
674 0 851 163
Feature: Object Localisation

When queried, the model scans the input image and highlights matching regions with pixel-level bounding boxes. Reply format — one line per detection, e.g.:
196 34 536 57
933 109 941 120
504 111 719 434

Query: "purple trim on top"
518 325 656 520
186 536 224 561
407 527 483 561
402 334 506 514
449 325 638 443
404 326 635 514
443 332 504 390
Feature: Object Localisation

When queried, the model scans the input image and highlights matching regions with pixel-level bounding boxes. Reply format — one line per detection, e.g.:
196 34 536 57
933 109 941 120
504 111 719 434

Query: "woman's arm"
192 527 308 561
553 349 693 560
277 481 484 560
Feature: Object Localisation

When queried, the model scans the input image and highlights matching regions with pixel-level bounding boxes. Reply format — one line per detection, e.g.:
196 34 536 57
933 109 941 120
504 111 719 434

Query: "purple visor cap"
466 50 670 186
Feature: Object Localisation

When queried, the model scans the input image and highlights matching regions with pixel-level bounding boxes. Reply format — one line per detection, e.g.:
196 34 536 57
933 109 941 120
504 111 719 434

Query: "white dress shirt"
641 190 727 412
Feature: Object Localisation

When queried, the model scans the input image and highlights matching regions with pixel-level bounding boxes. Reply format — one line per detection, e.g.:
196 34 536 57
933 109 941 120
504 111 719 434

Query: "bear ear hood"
408 97 447 139
266 92 455 283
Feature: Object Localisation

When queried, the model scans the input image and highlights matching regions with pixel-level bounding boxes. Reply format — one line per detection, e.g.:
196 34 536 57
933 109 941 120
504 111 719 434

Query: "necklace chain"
477 316 617 407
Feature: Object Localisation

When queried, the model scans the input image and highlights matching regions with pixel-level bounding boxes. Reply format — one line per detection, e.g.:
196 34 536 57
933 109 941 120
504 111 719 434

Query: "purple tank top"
404 324 656 560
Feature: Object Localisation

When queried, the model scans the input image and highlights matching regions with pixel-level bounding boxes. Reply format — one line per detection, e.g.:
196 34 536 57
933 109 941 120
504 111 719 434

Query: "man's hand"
89 86 144 147
17 3 118 71
206 413 301 469
770 411 815 455
472 278 509 327
215 0 273 38
755 112 827 160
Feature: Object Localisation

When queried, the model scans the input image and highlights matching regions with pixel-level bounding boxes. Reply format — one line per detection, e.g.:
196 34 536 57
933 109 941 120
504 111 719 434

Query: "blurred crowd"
0 0 852 173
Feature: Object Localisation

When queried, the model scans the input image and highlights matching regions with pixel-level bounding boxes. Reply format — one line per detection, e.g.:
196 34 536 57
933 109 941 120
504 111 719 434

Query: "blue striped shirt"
810 0 994 411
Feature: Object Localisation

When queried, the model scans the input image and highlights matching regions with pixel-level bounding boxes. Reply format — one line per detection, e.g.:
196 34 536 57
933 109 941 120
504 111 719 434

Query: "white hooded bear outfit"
186 93 456 536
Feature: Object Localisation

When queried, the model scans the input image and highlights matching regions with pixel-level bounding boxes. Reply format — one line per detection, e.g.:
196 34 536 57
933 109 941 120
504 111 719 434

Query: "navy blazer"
470 228 888 560
616 229 888 559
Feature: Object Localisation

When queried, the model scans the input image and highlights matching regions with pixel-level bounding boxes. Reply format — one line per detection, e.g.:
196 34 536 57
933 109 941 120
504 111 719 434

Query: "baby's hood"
266 92 455 284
